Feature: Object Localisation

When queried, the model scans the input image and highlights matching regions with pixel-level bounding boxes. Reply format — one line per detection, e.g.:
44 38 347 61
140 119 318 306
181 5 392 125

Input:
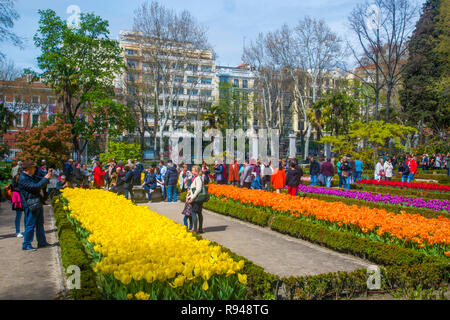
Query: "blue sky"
3 0 425 71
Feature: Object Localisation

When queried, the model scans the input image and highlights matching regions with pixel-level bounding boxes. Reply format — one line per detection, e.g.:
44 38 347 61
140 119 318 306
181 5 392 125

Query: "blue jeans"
338 173 343 188
143 185 153 201
22 207 46 249
124 189 135 202
311 175 318 186
407 173 415 183
401 175 408 182
325 176 332 188
183 211 197 231
354 171 362 182
344 176 350 189
167 185 177 202
15 210 23 234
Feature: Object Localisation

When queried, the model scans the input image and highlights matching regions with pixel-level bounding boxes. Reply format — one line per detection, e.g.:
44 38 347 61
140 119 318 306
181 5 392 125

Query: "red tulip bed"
356 179 450 192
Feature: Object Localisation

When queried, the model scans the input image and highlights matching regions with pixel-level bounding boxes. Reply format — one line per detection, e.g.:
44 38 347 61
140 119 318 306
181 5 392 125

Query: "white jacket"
383 162 393 178
187 175 202 201
374 162 384 176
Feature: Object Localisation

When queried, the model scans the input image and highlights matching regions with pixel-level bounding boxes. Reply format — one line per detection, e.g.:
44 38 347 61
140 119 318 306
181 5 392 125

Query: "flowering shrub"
209 185 450 257
357 179 450 192
297 185 450 212
59 188 247 300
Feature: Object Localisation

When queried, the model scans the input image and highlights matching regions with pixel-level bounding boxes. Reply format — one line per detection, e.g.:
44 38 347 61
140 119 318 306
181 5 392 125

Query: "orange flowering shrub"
209 185 450 250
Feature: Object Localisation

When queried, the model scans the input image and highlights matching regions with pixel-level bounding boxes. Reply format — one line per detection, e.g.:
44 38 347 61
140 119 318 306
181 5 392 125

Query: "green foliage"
309 90 360 136
99 141 142 163
33 9 135 156
52 197 102 299
399 0 449 136
0 102 15 135
321 121 417 166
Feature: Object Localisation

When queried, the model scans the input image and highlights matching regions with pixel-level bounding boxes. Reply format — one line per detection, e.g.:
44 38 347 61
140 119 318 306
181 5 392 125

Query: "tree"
131 0 212 159
264 18 344 159
0 102 14 134
308 89 360 137
33 9 135 160
15 119 73 166
0 58 21 80
99 141 141 164
347 0 418 121
321 120 416 166
0 0 23 60
399 0 448 139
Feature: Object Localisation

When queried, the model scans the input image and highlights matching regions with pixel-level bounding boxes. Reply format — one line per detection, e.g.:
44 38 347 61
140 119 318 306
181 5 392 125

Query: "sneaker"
22 246 37 251
16 233 23 238
198 229 204 234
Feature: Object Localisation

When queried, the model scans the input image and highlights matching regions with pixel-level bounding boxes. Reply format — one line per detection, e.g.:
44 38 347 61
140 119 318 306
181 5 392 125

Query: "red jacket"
228 162 240 182
407 159 418 174
93 166 105 187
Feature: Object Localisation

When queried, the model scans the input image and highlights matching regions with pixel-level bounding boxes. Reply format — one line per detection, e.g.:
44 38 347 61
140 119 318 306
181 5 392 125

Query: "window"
233 79 239 87
177 88 184 95
32 114 40 127
298 121 304 131
127 73 138 81
187 77 198 84
127 60 138 69
187 89 198 95
14 95 23 104
200 90 212 96
201 65 212 72
243 80 248 88
32 96 40 104
187 64 198 72
201 78 212 85
126 49 136 55
174 76 184 82
14 113 23 127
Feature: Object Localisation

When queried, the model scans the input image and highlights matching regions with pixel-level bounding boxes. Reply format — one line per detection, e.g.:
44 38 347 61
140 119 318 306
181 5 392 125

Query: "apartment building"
216 64 256 129
117 30 218 133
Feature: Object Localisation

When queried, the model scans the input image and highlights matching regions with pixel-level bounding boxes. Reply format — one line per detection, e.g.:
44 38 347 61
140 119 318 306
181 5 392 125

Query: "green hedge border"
52 197 103 300
180 192 450 299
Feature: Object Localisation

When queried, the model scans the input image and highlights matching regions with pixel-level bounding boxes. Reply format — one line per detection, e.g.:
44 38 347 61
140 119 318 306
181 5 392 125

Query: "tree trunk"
304 123 311 160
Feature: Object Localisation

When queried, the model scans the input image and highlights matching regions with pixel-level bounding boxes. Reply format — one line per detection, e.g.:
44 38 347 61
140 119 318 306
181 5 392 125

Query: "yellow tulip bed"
58 188 248 300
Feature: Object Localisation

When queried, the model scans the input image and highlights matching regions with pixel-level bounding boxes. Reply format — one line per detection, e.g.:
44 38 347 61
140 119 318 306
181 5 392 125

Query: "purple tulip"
297 185 450 212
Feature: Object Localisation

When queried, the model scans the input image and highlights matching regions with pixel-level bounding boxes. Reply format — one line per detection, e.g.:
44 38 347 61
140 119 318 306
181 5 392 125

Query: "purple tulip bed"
297 184 450 213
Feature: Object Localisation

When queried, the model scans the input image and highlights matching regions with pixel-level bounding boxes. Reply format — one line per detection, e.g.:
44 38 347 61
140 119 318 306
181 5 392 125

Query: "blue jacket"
164 166 178 186
17 172 48 210
132 168 141 186
64 163 73 180
354 160 364 172
121 171 134 190
143 173 157 189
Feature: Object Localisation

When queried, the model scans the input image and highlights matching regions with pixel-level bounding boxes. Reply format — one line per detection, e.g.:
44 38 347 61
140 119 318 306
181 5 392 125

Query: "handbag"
26 197 43 212
192 181 210 203
182 202 192 216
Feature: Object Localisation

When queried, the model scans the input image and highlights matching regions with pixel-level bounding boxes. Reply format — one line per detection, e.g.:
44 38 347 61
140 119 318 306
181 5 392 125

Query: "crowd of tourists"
5 151 450 250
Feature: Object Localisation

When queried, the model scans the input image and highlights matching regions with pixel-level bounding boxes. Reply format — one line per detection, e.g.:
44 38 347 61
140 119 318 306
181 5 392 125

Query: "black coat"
17 172 48 211
121 171 134 191
132 168 141 186
310 161 320 175
164 166 178 186
286 168 300 187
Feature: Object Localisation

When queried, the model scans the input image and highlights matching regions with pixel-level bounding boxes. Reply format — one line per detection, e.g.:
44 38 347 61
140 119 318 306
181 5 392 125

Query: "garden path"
145 201 371 278
0 204 65 299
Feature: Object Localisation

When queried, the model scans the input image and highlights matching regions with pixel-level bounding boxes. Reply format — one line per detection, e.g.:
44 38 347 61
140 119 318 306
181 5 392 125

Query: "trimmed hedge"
300 192 450 220
52 198 102 300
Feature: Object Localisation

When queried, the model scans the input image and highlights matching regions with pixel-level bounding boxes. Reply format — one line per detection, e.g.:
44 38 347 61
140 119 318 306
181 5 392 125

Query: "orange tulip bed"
208 184 450 258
